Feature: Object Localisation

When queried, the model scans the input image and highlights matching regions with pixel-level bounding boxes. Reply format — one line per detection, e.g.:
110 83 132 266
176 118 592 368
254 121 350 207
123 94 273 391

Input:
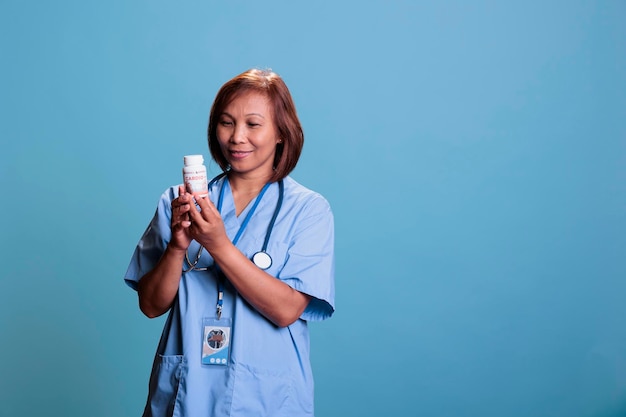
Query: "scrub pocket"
144 354 187 417
230 363 309 416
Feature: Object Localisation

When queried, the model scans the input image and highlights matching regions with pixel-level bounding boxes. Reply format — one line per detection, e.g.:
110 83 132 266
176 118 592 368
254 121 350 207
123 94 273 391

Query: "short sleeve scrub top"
124 175 335 417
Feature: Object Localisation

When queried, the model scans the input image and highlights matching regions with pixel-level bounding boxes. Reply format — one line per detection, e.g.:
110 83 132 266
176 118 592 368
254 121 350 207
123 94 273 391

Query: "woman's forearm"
212 243 310 327
137 245 186 318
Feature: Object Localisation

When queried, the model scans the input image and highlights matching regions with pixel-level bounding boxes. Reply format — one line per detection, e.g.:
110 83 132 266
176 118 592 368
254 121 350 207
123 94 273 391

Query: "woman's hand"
186 192 230 252
137 185 194 318
169 185 194 252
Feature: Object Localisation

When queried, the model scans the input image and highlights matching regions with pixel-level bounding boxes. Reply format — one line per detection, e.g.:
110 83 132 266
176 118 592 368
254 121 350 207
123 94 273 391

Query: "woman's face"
216 91 280 181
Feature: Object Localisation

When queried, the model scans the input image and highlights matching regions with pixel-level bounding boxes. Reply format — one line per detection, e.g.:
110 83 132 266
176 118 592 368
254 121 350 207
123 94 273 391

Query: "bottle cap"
184 155 204 166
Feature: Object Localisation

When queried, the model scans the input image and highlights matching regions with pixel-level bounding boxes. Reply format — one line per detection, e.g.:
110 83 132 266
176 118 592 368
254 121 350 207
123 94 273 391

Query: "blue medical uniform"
125 175 335 417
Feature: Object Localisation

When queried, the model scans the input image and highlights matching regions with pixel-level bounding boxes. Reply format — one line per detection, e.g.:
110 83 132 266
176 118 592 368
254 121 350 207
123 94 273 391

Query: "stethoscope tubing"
183 172 283 272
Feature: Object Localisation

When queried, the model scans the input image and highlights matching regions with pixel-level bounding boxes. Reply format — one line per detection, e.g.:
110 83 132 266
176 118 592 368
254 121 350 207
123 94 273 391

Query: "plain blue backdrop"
1 1 625 416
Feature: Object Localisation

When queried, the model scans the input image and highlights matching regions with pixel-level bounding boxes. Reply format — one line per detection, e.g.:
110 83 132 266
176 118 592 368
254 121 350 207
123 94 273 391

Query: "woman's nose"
230 125 246 143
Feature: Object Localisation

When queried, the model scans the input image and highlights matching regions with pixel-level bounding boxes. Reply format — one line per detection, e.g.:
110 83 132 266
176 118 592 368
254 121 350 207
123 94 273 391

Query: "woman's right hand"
137 184 194 318
169 185 193 252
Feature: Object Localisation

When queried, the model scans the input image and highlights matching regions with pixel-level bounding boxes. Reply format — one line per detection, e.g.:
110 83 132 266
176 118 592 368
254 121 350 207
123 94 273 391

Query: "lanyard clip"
216 290 224 320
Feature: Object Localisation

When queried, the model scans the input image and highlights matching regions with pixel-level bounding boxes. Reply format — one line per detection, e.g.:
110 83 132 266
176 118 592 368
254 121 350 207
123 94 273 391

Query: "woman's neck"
227 172 272 216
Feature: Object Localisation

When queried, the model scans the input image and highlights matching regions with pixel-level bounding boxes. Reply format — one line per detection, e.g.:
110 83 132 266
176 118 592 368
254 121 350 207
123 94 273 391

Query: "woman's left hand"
186 195 230 252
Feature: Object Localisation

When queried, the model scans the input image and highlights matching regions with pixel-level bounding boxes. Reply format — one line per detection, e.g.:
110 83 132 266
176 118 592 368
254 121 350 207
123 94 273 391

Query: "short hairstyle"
208 69 304 183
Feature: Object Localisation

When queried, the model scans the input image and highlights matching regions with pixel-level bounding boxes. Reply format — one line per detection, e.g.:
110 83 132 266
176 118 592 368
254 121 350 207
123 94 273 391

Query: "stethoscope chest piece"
252 251 272 270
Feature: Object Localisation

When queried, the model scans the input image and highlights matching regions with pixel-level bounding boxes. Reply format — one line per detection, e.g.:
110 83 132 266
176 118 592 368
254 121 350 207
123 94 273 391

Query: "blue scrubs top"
125 175 335 417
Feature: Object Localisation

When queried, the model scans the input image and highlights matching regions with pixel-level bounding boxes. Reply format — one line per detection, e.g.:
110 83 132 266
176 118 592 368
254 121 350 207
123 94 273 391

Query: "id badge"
202 317 231 366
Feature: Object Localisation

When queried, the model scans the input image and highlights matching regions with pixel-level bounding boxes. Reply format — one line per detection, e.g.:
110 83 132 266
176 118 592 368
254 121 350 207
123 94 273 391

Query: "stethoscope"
183 172 284 273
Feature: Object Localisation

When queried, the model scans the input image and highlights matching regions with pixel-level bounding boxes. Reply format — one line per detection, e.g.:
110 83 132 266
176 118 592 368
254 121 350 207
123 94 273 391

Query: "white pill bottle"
182 155 209 198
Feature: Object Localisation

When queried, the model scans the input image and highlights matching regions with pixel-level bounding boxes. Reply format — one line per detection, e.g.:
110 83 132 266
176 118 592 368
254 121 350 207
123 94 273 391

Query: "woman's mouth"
229 150 252 159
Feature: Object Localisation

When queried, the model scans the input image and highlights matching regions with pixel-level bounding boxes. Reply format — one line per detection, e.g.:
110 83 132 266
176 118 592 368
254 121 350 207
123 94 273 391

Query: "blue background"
1 1 625 416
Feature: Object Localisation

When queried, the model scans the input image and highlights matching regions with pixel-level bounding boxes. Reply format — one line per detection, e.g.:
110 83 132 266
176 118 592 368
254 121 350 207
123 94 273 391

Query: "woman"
124 68 335 417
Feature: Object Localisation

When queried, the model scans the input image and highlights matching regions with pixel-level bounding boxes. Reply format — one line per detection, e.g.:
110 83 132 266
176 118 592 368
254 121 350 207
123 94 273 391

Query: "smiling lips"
229 150 252 159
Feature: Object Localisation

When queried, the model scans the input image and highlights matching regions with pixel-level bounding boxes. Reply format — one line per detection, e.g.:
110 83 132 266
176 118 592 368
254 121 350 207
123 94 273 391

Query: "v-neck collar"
217 178 274 245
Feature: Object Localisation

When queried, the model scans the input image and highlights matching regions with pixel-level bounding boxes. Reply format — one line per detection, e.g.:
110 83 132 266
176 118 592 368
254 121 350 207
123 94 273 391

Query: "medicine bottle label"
184 169 208 198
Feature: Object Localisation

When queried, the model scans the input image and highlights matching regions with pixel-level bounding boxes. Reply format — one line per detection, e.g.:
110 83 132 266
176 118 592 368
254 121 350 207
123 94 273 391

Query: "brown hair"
208 69 304 182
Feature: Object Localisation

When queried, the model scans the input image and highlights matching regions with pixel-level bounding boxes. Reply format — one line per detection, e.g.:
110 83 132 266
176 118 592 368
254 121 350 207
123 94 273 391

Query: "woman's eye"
247 122 260 127
220 120 233 126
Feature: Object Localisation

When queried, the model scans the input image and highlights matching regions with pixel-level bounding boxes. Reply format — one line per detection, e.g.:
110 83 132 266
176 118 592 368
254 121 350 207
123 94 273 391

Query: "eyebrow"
221 111 266 119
